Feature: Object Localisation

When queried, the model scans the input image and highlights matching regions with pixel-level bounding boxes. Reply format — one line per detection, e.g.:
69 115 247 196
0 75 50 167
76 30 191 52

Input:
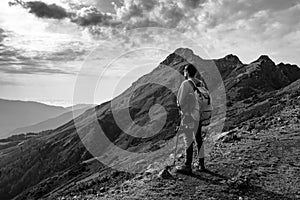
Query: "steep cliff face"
277 62 300 83
213 54 243 80
0 48 299 200
223 55 300 102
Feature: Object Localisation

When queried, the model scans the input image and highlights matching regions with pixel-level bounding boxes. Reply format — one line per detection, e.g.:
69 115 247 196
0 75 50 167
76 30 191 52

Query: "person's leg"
195 124 205 170
198 147 205 170
185 140 194 167
177 132 193 173
177 116 194 173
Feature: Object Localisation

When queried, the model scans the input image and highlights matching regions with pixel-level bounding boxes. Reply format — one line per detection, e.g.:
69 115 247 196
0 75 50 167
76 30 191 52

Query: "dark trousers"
184 121 203 166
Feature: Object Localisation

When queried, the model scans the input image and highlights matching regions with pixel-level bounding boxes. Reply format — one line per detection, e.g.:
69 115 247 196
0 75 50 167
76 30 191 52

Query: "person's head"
184 64 197 79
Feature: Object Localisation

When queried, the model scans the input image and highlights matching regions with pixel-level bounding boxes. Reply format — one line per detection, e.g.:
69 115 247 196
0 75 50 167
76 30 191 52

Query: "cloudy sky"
0 0 299 106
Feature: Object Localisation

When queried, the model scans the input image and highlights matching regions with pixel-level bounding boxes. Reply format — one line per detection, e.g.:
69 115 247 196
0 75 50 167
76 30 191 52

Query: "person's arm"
177 81 188 108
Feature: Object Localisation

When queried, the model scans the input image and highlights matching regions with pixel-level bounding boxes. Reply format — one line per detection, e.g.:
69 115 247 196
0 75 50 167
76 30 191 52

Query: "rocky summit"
0 48 300 200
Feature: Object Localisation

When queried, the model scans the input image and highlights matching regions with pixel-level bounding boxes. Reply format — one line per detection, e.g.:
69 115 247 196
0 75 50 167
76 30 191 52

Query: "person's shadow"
179 169 228 185
199 169 227 179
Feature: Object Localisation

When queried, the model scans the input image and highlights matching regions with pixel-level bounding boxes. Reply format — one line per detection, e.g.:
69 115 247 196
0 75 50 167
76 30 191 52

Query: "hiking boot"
175 164 192 174
195 166 206 172
195 158 206 172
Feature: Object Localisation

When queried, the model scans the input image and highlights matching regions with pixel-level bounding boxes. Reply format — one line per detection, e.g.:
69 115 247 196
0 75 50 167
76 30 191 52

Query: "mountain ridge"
0 48 300 200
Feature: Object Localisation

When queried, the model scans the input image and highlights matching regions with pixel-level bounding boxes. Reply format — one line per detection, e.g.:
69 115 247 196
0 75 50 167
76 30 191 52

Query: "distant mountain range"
10 104 94 136
0 99 66 139
0 99 93 139
0 48 299 200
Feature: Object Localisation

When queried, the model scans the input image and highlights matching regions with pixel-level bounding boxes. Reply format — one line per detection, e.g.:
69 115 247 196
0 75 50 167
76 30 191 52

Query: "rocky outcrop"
223 55 300 102
214 54 243 80
277 62 300 83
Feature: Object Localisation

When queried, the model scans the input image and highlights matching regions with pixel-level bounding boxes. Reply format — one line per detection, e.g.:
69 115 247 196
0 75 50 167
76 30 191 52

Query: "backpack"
188 80 212 126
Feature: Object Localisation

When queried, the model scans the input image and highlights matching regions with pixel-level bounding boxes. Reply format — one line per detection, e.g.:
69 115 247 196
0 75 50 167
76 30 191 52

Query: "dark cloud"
9 0 119 27
117 3 144 21
9 0 299 32
8 0 299 51
70 6 117 26
182 0 206 8
114 0 196 29
66 0 122 13
26 1 68 19
8 0 204 30
9 0 68 19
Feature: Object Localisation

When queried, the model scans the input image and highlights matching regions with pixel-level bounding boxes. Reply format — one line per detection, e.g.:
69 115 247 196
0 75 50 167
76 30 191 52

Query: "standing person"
176 63 206 173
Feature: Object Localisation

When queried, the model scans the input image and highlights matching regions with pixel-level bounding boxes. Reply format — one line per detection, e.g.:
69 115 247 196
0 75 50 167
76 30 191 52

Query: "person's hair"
185 64 197 77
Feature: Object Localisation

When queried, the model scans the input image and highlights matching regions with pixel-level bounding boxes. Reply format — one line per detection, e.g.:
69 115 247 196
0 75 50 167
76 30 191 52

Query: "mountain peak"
223 54 243 64
160 47 206 67
174 47 194 56
253 55 274 64
259 55 271 60
173 48 195 61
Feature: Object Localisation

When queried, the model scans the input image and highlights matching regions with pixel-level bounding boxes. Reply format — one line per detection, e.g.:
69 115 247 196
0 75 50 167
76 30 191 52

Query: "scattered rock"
134 159 148 173
217 129 242 143
144 168 158 176
134 174 144 180
178 153 184 159
145 162 161 176
226 171 252 190
99 187 106 193
158 169 174 179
